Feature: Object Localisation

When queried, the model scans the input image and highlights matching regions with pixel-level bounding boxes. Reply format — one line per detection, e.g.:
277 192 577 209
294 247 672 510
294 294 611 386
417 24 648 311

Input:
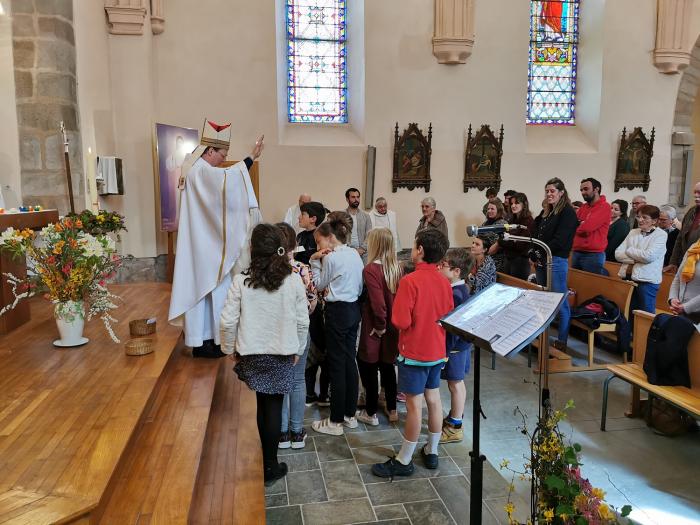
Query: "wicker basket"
129 318 156 336
125 337 155 356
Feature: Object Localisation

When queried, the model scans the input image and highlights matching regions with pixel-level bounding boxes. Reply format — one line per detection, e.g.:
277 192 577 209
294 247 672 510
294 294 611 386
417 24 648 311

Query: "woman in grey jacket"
669 238 700 323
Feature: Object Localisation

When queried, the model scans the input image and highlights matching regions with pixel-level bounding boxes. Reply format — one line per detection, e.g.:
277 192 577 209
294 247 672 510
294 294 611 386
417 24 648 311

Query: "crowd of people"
169 129 700 488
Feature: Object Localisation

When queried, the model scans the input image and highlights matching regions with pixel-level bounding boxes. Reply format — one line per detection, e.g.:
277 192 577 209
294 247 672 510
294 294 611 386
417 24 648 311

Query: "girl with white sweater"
220 223 309 487
615 204 667 314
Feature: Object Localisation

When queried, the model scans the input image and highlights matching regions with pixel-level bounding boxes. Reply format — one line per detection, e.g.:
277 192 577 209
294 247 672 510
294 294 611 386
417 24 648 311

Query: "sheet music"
441 283 565 358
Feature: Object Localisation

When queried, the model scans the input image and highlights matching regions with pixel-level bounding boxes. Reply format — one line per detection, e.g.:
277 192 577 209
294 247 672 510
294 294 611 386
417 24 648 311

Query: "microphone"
466 224 525 237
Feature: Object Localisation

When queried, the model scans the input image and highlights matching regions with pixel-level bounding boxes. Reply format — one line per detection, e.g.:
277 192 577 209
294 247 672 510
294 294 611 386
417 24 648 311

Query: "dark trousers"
503 255 531 281
255 392 283 472
357 358 397 415
324 301 361 423
305 362 329 399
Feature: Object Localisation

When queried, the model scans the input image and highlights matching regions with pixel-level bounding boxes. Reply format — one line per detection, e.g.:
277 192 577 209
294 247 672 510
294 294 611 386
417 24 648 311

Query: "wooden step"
94 348 220 524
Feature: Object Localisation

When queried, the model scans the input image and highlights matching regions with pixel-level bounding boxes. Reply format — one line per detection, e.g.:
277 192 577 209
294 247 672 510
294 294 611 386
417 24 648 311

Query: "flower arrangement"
66 209 127 237
500 401 632 525
0 215 124 342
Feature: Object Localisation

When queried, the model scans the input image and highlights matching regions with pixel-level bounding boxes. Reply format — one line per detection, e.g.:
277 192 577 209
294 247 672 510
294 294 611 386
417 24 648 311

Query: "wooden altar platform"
0 282 264 524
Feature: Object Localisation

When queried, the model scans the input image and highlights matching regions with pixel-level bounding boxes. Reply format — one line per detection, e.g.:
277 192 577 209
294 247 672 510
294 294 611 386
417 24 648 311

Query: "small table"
0 209 59 334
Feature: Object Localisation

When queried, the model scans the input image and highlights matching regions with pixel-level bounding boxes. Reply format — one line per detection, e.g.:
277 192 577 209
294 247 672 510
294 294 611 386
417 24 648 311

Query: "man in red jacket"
372 229 453 478
572 178 610 275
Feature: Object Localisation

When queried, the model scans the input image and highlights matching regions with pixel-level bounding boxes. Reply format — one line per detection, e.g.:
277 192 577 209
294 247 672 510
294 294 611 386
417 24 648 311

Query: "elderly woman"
615 204 667 314
659 204 680 267
416 197 448 240
669 238 700 323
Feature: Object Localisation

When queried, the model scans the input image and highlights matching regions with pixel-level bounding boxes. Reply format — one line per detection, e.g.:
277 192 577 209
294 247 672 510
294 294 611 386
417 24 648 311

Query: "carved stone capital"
654 0 693 74
433 0 475 64
151 0 165 35
104 1 147 36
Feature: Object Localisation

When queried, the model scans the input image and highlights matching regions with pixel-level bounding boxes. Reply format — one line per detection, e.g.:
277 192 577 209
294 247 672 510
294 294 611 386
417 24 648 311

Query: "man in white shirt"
345 187 371 262
369 197 401 252
284 193 312 234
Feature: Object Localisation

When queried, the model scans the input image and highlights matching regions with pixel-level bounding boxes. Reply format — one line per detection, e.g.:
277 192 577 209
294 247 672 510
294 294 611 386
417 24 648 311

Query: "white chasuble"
168 157 261 347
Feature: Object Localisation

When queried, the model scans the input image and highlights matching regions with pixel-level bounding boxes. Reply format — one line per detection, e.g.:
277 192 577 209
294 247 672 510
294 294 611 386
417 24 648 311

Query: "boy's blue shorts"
440 349 471 381
398 360 444 395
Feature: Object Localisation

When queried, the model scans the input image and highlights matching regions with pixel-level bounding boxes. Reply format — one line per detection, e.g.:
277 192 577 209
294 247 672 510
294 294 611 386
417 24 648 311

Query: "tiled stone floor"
266 337 700 525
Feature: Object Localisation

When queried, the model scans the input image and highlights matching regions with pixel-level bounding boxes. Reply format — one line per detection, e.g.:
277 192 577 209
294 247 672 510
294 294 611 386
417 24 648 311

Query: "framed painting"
154 123 199 232
464 124 504 193
392 122 432 192
615 127 655 192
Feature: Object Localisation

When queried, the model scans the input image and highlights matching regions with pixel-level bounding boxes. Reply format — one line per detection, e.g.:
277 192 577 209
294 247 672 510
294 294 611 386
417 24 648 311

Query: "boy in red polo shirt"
372 229 453 478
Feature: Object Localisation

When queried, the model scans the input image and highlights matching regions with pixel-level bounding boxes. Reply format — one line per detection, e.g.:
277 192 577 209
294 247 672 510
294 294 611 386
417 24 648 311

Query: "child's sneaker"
439 419 463 444
291 429 307 449
317 396 330 407
384 409 399 423
264 462 288 487
305 394 318 407
355 409 379 426
278 431 291 449
343 415 358 429
312 417 344 436
421 445 439 469
396 392 407 403
371 457 415 479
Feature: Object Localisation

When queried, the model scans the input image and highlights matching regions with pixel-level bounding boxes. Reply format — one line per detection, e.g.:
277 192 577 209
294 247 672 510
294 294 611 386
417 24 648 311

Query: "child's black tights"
256 392 284 472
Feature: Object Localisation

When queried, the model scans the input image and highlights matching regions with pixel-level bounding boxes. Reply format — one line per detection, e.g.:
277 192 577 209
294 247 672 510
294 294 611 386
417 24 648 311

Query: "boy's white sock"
425 431 441 455
395 438 417 465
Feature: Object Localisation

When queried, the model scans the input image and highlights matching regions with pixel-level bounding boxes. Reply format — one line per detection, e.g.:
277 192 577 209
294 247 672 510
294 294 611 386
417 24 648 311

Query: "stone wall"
11 0 83 214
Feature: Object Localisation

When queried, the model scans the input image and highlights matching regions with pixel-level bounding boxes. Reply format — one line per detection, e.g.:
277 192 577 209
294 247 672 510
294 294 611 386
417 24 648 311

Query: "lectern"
0 210 59 334
440 283 564 524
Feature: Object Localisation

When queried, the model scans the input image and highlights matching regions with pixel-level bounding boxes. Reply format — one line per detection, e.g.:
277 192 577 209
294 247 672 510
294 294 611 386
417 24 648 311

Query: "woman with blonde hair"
357 228 403 425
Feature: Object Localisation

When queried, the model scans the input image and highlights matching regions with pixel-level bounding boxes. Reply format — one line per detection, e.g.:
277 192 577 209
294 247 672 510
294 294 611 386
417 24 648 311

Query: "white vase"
54 300 87 347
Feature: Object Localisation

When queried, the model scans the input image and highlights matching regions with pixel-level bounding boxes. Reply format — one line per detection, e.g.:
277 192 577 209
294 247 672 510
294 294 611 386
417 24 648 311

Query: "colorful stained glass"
287 0 347 123
527 0 579 125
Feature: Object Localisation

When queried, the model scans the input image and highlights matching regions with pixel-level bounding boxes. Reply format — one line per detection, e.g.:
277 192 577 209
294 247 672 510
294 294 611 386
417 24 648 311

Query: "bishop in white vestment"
168 120 263 356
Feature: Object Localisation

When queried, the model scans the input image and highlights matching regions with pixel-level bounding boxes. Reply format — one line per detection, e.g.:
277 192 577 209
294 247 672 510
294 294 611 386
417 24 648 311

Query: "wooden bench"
600 310 700 430
602 260 674 314
567 268 636 370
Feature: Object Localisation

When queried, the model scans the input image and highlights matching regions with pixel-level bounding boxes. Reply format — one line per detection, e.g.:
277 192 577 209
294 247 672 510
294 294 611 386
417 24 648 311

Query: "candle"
87 147 99 212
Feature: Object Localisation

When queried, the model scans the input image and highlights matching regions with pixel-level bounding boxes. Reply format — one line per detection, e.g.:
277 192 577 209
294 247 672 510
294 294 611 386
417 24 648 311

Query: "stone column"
11 0 83 213
150 0 164 35
432 0 475 64
104 0 147 36
654 0 693 74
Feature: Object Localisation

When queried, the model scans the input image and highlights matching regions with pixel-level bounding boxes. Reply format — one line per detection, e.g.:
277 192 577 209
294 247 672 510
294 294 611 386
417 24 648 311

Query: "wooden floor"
0 282 264 524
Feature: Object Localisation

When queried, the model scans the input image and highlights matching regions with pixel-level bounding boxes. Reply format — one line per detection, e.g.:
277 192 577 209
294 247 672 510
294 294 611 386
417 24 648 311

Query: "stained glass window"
287 0 347 123
527 0 579 125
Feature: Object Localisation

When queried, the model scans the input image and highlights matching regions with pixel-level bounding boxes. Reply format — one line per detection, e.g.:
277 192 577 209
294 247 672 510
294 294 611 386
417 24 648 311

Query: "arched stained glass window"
287 0 347 123
527 0 580 125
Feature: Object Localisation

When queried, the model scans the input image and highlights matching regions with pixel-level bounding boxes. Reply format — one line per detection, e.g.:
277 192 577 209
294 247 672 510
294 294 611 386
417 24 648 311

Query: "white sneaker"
343 416 358 429
312 417 344 436
356 409 379 426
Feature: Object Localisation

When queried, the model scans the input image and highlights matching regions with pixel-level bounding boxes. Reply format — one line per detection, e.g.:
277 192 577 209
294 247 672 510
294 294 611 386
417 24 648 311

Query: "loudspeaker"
364 145 376 210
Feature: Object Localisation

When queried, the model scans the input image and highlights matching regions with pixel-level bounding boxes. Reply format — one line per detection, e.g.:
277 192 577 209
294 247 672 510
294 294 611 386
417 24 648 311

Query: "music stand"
440 283 565 524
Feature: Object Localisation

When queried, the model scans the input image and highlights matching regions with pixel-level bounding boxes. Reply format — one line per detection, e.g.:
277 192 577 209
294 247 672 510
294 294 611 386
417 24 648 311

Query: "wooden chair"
567 268 636 370
601 310 700 430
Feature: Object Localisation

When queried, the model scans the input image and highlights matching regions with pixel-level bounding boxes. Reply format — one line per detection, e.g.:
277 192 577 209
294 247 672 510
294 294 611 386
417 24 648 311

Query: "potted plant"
0 214 125 346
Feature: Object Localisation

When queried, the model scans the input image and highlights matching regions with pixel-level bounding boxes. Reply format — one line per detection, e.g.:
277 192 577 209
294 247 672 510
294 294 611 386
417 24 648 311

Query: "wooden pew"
602 260 674 313
601 310 700 430
567 268 636 370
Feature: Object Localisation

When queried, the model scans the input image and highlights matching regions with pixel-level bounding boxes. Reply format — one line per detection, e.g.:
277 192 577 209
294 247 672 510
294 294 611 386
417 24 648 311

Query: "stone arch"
669 35 700 208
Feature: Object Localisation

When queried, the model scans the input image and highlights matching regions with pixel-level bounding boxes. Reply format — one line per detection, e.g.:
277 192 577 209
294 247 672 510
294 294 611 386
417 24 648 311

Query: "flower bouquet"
501 401 633 525
0 215 124 344
66 209 127 237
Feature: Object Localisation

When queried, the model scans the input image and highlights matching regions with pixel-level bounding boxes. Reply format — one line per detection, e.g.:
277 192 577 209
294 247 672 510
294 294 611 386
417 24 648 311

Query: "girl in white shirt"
220 223 309 487
309 211 364 436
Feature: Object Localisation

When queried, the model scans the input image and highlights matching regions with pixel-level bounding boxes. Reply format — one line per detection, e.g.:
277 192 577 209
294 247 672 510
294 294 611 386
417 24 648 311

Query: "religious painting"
463 124 504 193
154 123 199 231
615 127 655 192
392 122 432 192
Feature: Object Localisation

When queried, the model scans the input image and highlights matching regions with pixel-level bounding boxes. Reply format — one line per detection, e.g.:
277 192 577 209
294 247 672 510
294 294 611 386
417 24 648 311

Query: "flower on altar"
0 213 128 342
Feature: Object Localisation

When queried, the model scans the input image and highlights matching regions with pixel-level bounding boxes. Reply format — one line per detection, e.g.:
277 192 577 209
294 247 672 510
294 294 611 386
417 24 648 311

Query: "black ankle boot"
264 462 288 487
